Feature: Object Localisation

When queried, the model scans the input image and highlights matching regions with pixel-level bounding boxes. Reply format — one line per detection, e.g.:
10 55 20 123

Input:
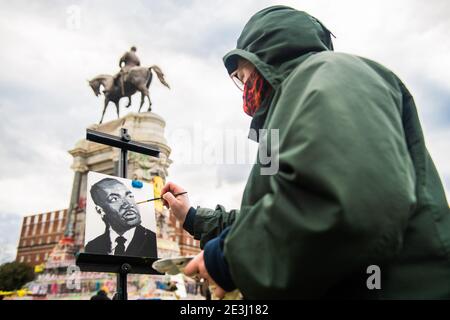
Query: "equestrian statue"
88 46 170 124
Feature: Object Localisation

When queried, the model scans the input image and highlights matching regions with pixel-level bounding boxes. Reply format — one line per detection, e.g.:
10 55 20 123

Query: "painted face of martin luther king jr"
92 179 142 233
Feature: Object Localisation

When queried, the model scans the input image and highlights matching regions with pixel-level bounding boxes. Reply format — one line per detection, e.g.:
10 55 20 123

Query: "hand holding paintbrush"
159 182 192 222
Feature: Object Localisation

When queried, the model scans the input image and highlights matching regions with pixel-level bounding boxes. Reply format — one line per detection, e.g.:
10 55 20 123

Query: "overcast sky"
0 0 449 263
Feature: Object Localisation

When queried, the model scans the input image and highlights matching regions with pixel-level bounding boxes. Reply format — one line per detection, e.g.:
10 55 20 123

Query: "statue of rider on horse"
117 46 140 96
88 46 170 124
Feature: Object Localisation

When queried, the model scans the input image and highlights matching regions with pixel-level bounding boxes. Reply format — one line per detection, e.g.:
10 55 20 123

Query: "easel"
76 128 162 300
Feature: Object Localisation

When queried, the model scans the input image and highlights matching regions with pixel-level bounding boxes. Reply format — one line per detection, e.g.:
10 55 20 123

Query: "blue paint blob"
131 180 143 188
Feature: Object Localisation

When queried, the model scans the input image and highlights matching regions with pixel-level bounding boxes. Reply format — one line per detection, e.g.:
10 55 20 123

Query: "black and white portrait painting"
84 172 157 258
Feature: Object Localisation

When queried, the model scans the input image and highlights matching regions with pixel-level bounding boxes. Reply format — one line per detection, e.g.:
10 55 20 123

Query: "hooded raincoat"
186 6 450 299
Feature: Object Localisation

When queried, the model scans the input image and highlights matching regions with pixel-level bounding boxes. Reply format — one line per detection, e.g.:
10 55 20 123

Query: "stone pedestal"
66 112 178 256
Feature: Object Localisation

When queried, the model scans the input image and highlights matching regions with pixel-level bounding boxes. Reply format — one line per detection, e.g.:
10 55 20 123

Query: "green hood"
223 5 334 89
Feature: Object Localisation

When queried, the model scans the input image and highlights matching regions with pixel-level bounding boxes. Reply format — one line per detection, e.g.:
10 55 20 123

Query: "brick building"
16 209 68 267
16 207 200 267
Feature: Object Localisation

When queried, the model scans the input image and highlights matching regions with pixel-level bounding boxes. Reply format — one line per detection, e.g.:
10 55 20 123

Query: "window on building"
25 226 30 236
19 256 24 263
47 236 51 243
35 254 40 262
41 223 45 235
30 240 34 246
27 256 31 263
22 240 27 247
38 238 43 245
45 252 49 260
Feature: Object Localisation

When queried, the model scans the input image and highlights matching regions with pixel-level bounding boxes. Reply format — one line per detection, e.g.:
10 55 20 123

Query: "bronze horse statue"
88 65 170 124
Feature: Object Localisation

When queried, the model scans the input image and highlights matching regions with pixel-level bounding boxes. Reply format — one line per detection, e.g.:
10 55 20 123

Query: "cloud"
425 127 450 202
0 213 21 264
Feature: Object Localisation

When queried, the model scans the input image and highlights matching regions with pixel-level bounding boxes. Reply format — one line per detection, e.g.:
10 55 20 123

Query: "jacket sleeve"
223 61 417 299
190 205 238 249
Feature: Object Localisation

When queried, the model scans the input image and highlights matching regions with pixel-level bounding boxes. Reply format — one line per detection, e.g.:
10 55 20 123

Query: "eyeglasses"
230 59 253 91
230 69 245 91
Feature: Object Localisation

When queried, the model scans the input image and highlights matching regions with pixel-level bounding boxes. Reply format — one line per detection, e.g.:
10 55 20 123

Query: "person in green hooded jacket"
161 5 450 299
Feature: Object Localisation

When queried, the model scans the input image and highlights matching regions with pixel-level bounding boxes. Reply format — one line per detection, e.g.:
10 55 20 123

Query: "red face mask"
243 71 272 117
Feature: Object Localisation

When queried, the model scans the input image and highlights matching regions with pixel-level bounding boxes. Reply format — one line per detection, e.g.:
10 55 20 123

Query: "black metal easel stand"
75 253 161 299
75 128 161 300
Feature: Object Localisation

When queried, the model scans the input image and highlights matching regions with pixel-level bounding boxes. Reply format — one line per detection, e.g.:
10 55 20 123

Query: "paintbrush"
136 191 188 205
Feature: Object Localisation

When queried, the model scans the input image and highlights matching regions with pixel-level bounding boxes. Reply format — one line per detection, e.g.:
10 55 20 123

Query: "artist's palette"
152 256 195 275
